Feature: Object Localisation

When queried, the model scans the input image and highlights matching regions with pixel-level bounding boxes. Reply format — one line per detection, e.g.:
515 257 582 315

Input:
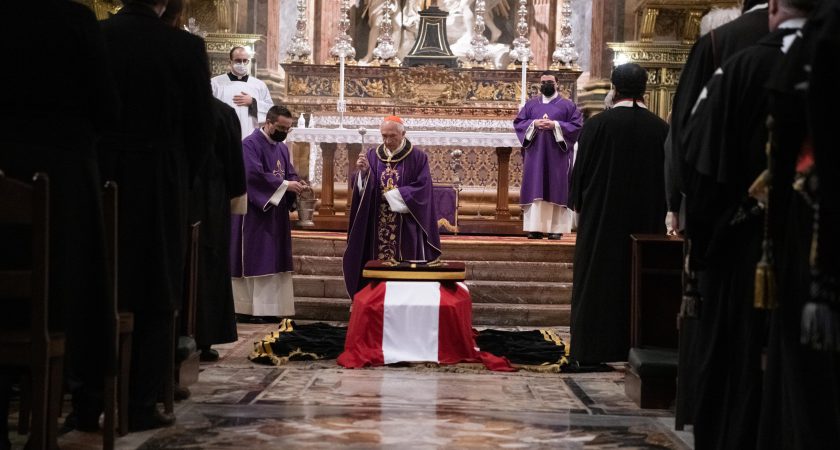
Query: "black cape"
568 105 669 364
665 6 769 213
99 3 215 312
193 99 247 347
666 6 769 428
758 3 840 449
682 27 801 450
0 0 120 420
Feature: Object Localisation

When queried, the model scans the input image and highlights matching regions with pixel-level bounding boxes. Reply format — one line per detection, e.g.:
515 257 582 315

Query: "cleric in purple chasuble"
514 71 583 239
230 105 308 317
342 116 442 298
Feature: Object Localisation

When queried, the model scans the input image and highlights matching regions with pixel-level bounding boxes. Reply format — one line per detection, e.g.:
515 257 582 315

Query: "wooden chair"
100 181 135 448
0 171 64 450
163 221 201 415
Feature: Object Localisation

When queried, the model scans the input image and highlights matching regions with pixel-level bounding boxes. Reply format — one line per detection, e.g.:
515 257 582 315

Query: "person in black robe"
568 64 669 365
665 0 769 227
99 0 214 431
193 98 247 361
666 0 770 428
757 1 840 448
681 0 817 447
0 1 119 440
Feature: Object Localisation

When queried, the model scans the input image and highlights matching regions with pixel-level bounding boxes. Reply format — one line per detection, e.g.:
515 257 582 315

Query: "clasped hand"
534 119 555 130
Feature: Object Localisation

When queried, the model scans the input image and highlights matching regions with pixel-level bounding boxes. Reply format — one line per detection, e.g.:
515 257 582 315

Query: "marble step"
293 255 573 283
293 297 571 327
292 236 575 263
293 275 572 305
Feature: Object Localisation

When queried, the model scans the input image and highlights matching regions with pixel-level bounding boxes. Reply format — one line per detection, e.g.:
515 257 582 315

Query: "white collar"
260 127 278 144
612 100 648 109
541 92 559 104
778 17 807 29
384 138 406 157
746 3 768 13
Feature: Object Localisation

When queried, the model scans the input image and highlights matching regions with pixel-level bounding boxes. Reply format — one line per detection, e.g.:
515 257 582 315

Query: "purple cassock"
343 140 442 297
514 96 583 207
230 128 299 277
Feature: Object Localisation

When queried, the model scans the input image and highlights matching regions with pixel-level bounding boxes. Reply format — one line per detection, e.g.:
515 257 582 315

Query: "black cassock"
666 5 768 427
193 99 247 347
757 3 840 449
666 5 768 213
682 27 801 450
568 105 668 364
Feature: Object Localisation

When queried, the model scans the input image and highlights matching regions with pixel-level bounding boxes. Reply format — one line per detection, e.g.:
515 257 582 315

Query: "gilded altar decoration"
281 64 580 118
398 66 470 106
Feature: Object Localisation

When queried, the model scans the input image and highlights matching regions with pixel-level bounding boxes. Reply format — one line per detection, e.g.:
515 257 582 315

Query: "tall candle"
519 56 528 108
339 54 346 101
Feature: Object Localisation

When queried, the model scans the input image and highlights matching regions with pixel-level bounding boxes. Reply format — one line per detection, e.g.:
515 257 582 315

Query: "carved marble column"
495 147 512 220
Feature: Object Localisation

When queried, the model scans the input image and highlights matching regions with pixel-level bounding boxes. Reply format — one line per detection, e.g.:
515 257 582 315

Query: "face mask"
270 129 287 142
540 82 556 97
604 88 616 109
232 63 249 76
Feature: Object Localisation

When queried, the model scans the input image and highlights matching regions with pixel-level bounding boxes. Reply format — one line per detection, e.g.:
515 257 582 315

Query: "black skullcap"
611 63 647 99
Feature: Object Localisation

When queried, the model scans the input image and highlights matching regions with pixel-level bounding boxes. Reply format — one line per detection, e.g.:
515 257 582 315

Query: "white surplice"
211 73 274 140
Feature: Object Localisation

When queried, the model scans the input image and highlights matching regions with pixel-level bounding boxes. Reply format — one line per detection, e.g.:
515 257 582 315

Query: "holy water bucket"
296 198 317 227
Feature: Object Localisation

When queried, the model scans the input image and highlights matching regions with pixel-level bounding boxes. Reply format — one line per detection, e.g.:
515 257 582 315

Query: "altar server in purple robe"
343 116 442 297
514 71 584 239
230 105 307 322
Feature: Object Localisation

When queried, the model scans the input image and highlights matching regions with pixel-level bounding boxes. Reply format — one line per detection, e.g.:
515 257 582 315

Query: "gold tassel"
755 114 778 309
754 250 778 309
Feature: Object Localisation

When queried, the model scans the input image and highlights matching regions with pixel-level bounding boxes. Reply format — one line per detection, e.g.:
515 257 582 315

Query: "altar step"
290 232 576 326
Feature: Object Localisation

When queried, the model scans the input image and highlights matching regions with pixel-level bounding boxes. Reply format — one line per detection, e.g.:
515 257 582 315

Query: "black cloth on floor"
474 329 566 366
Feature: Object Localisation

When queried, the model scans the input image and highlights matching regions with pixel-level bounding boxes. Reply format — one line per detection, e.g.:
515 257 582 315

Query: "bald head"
769 0 819 30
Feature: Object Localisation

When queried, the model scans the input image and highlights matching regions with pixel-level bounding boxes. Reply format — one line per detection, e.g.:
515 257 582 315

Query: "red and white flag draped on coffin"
337 280 514 371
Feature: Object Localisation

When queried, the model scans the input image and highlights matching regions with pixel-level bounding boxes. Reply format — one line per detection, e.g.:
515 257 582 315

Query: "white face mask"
232 63 249 76
604 88 616 109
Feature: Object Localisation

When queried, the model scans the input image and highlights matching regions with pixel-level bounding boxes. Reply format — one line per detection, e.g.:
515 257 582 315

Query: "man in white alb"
210 46 274 140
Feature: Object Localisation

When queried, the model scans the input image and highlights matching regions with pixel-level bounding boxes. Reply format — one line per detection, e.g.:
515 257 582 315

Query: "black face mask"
540 82 556 97
270 130 287 142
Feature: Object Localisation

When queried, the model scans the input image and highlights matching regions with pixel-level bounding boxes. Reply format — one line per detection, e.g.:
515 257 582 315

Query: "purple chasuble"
230 128 299 277
342 141 442 297
515 95 583 206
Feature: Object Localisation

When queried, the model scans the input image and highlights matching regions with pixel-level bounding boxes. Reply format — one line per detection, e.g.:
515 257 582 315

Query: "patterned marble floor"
11 323 694 449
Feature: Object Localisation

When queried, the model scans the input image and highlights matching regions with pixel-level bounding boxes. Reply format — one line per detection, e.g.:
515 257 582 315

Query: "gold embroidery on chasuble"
376 163 399 261
272 159 285 178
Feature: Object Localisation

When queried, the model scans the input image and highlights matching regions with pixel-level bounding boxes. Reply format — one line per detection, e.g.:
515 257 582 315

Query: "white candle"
519 56 528 108
339 54 346 101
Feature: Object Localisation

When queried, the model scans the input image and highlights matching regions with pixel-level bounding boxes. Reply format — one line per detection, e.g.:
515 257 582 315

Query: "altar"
288 121 526 234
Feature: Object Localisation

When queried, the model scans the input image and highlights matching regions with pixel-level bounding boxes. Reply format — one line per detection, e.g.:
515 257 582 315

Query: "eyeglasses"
233 58 250 64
